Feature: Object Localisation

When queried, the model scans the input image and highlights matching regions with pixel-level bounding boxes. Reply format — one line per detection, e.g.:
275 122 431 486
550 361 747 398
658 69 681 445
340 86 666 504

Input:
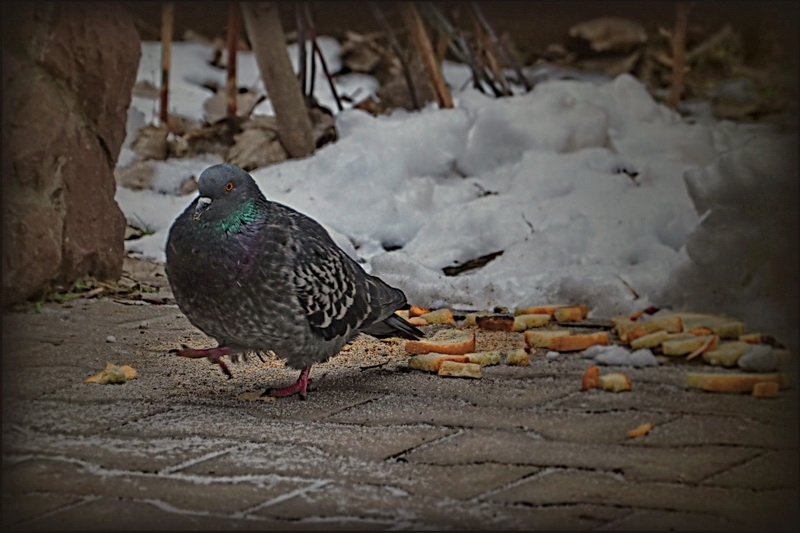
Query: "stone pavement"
2 260 799 531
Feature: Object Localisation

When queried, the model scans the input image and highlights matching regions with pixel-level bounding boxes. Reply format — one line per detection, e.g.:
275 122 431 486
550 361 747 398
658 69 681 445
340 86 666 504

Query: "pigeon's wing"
290 224 370 342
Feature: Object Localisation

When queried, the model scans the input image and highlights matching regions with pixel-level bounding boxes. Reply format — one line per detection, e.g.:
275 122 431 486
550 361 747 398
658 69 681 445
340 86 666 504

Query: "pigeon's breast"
167 216 308 350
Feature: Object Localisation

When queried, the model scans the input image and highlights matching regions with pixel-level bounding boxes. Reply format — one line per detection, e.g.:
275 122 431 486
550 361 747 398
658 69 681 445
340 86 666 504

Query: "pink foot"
171 344 236 378
262 366 313 400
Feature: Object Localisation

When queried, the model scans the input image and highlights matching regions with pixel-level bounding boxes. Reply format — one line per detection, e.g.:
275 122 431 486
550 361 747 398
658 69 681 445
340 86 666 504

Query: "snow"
582 345 659 367
738 345 779 373
116 39 798 353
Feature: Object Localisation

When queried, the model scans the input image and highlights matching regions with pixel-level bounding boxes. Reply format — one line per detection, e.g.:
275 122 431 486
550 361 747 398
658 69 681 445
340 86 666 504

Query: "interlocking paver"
486 468 799 529
403 427 763 483
702 449 800 490
2 287 798 530
2 457 307 515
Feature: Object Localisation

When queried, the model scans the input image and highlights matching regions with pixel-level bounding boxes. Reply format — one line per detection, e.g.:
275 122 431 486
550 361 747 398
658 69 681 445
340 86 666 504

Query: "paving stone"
703 449 800 490
403 428 762 483
2 398 168 436
180 440 537 499
551 382 799 425
326 392 674 440
109 404 454 461
348 368 577 408
15 496 301 530
1 492 86 528
1 366 88 399
252 480 627 530
2 293 798 529
2 457 308 515
626 413 798 449
487 468 799 529
2 431 240 473
604 508 739 530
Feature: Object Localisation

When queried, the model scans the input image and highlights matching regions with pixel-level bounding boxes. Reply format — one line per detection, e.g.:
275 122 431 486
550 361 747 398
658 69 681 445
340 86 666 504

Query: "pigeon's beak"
193 196 212 220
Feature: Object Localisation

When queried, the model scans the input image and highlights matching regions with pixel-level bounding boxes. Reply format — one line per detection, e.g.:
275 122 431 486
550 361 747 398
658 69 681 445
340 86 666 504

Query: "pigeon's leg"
172 345 236 378
262 366 313 400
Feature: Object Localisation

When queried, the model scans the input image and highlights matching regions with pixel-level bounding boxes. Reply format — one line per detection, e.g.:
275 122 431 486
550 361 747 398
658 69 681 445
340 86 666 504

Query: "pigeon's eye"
225 181 234 191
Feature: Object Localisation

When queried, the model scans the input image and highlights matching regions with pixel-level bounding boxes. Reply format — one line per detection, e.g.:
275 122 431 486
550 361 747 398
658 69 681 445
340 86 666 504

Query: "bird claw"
172 345 235 378
261 366 313 400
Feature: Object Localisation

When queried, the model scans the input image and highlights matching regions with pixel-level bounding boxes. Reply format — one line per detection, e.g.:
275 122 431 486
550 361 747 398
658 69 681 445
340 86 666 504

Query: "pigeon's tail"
361 313 424 340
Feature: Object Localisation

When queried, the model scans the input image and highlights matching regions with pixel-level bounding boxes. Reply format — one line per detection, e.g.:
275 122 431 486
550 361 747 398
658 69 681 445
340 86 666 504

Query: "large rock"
2 3 140 305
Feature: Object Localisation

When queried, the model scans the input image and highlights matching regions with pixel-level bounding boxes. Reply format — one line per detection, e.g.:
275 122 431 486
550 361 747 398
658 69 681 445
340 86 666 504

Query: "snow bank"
117 40 798 350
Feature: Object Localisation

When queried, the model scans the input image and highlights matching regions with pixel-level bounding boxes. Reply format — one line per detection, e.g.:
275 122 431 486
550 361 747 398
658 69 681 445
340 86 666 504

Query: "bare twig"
370 3 420 109
304 4 343 111
469 3 531 91
401 3 454 108
159 2 174 127
687 24 733 62
667 2 693 108
423 4 487 94
225 1 240 118
306 5 317 98
467 4 511 96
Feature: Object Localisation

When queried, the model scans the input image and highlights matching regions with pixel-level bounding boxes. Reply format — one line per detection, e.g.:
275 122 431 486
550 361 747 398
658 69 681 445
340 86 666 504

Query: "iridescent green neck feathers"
214 198 262 235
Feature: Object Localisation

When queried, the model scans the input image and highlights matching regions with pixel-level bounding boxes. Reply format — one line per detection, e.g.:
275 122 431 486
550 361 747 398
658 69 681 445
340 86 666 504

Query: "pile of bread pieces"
398 304 792 399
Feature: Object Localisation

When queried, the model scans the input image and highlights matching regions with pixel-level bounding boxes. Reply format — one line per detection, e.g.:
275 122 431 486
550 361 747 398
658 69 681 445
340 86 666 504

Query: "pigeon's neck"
216 198 263 236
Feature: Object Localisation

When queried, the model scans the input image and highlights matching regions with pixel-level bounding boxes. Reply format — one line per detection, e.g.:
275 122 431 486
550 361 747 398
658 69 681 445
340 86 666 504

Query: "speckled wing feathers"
292 237 368 342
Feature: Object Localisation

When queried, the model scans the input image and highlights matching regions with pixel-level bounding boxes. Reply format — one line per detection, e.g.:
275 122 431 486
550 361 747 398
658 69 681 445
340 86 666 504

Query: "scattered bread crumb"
582 365 600 391
598 372 632 392
83 362 137 384
627 422 653 438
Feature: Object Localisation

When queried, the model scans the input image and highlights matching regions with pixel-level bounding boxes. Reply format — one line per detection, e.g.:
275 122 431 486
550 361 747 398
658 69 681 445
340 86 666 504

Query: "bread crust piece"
549 331 609 351
685 335 720 360
581 365 600 390
752 381 780 398
662 335 717 356
524 329 571 348
438 360 482 378
408 354 471 372
475 315 515 331
515 304 571 316
505 348 530 366
702 341 750 367
465 351 503 366
464 311 491 327
614 315 683 343
554 306 588 322
659 312 745 339
405 330 476 355
419 308 455 325
598 372 632 392
686 372 790 392
630 330 669 349
514 314 553 331
409 305 432 317
84 362 137 384
627 422 653 438
738 333 763 344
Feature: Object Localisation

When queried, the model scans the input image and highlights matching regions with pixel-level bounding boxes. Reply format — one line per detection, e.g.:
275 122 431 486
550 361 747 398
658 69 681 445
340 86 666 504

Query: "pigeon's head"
193 164 264 220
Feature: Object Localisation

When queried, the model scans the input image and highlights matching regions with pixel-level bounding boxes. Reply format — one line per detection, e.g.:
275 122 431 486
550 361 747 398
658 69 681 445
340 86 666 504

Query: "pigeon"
165 164 422 399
